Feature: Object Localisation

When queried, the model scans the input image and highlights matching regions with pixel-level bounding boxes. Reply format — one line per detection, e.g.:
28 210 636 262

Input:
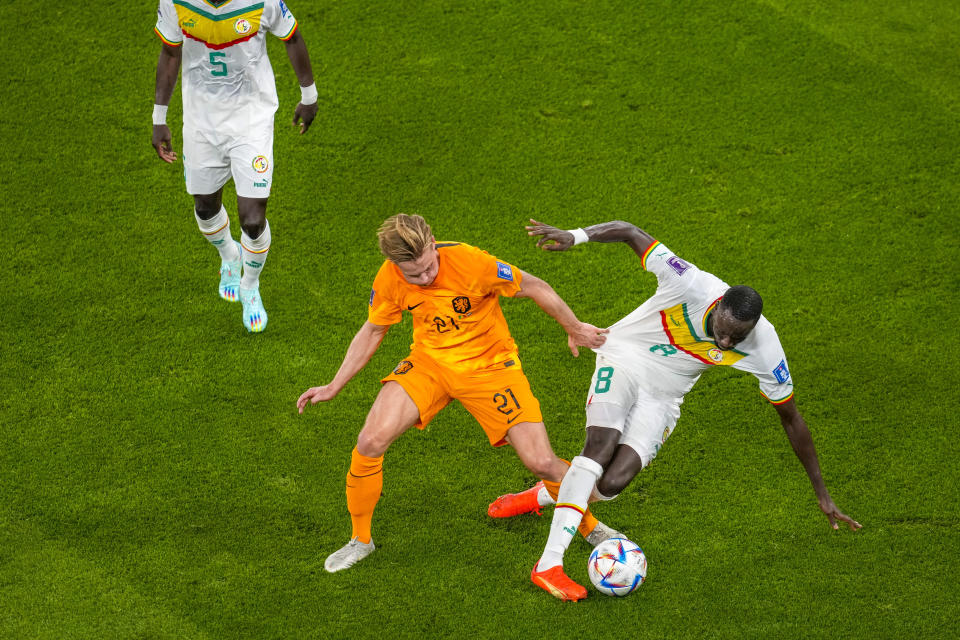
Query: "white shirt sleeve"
262 0 299 39
154 0 183 44
641 241 699 296
740 320 794 403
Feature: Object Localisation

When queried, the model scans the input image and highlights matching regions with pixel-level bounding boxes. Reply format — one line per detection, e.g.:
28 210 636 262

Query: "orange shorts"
381 351 543 447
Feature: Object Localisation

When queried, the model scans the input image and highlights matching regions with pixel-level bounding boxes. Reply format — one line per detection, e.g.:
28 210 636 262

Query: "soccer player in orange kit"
297 213 613 573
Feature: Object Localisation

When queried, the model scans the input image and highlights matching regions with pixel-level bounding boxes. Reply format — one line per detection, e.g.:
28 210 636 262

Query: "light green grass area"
3 1 958 638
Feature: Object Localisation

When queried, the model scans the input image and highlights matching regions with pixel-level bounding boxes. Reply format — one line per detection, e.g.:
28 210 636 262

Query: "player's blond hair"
378 213 433 263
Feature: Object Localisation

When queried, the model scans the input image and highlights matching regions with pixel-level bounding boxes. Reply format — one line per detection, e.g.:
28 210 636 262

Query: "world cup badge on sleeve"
666 255 690 276
773 359 790 383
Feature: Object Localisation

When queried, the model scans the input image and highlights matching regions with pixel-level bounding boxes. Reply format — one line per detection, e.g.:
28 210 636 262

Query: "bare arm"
514 271 607 356
526 219 657 259
296 321 390 413
152 43 181 163
774 398 861 531
283 29 318 134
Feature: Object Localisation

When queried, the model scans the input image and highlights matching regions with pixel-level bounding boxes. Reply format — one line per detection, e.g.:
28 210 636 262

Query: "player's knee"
240 217 267 240
356 430 391 457
526 454 563 482
581 426 620 467
596 471 632 498
194 198 221 220
237 198 268 238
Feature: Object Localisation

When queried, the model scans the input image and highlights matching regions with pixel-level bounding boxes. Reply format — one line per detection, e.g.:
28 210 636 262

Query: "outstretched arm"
774 398 861 531
297 321 390 413
283 30 318 134
526 219 657 259
152 43 181 163
514 271 608 356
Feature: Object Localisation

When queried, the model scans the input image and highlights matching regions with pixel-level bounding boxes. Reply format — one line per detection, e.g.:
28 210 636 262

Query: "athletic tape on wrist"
152 104 168 126
300 83 318 105
569 228 589 245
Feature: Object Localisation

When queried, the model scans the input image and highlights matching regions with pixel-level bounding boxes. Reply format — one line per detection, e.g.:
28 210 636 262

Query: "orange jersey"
368 242 523 373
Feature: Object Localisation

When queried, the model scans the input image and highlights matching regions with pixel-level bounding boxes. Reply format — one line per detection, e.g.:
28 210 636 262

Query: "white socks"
240 220 271 291
537 485 555 508
195 206 241 263
538 456 604 571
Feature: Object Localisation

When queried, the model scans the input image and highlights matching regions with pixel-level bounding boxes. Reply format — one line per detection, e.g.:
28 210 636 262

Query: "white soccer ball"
587 537 648 596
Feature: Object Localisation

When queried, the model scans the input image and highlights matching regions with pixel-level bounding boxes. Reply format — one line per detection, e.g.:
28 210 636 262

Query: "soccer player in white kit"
494 219 861 601
151 0 318 332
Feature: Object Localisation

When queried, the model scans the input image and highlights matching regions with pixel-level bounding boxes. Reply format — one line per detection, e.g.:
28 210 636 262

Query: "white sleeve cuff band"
569 228 589 245
152 104 168 126
300 83 318 105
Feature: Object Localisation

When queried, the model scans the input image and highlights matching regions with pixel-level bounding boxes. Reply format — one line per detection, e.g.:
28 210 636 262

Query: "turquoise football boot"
239 287 267 333
218 241 242 302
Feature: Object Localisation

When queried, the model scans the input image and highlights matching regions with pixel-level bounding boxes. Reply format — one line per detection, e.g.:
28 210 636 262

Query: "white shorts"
182 124 274 198
585 356 683 468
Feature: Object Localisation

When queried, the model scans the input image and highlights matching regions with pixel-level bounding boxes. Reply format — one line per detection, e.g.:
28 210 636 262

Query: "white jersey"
155 0 299 134
593 241 794 405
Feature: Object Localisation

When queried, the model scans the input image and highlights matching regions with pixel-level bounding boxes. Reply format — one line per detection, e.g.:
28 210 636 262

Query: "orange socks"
345 448 383 544
578 510 600 538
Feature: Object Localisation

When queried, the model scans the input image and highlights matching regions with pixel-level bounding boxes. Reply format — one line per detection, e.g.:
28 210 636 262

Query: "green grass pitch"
3 0 959 638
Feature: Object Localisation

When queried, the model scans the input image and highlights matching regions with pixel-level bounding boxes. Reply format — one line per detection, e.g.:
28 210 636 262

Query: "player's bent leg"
356 381 421 457
531 562 587 602
580 425 622 467
488 421 569 518
503 421 567 483
595 444 647 499
237 197 270 332
192 191 243 301
327 382 421 572
218 240 243 302
537 455 604 571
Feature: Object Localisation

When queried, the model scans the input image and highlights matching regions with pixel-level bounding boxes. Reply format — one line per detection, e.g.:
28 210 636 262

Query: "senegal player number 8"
594 366 614 393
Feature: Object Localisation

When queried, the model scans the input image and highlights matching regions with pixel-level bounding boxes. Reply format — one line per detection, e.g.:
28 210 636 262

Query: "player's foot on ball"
531 562 587 601
324 537 375 573
585 521 624 546
219 242 242 301
239 287 267 333
487 480 545 518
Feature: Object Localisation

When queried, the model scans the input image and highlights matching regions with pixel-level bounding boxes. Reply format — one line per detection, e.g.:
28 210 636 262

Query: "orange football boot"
487 481 544 518
531 562 587 601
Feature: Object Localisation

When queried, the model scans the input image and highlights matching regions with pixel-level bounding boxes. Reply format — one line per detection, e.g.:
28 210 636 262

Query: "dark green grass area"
3 0 959 637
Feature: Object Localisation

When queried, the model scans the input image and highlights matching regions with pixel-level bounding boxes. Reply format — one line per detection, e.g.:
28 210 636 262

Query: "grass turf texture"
3 0 959 637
